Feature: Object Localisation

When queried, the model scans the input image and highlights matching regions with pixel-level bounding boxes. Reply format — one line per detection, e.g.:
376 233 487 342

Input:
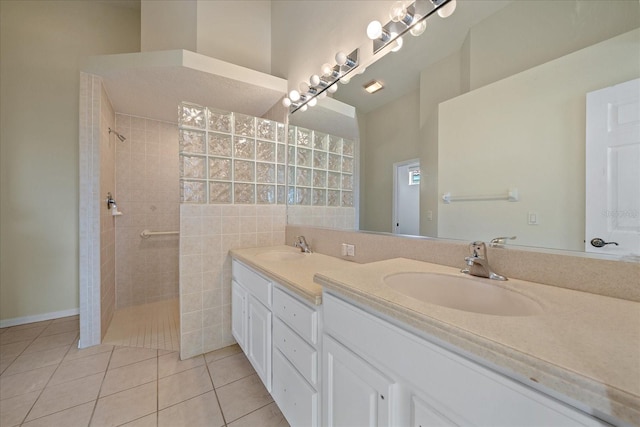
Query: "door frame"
392 158 420 234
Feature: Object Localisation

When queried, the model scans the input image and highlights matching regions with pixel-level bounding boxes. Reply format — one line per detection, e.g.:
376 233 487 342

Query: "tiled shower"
92 95 357 358
113 114 180 308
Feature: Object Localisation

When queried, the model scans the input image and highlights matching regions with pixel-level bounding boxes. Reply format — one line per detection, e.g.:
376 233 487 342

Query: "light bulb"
409 14 427 36
289 90 300 102
318 91 327 99
437 0 456 18
328 84 338 94
282 97 292 107
300 104 308 112
389 1 407 22
340 75 351 84
335 51 347 66
358 67 367 75
366 20 383 40
299 82 310 93
308 97 317 107
321 63 333 77
310 74 320 86
390 33 403 52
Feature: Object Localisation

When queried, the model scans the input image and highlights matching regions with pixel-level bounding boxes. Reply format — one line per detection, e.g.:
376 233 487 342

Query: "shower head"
108 127 126 142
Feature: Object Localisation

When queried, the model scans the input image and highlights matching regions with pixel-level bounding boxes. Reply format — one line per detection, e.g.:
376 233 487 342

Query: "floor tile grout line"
226 401 279 426
204 355 228 427
18 332 81 425
156 349 160 427
87 345 117 427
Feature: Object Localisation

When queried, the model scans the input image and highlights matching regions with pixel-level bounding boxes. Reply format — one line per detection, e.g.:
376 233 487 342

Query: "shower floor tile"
102 299 179 351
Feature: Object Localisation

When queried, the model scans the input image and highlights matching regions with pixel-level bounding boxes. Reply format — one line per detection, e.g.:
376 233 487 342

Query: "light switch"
528 212 539 225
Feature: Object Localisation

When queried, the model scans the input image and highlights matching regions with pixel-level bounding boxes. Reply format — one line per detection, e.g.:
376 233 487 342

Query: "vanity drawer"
274 317 318 386
273 287 318 345
273 348 319 427
232 260 272 307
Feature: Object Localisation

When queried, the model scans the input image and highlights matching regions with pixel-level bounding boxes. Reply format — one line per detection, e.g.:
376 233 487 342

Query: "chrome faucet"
294 235 312 253
462 241 507 281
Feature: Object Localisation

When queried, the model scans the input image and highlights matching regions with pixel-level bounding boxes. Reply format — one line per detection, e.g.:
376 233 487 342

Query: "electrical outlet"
342 243 355 257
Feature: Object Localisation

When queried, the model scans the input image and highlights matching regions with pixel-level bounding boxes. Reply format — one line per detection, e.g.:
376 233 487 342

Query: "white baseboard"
0 308 80 328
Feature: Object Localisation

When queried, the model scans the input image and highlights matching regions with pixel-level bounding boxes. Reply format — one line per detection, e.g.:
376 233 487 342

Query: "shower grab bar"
442 188 519 204
140 229 179 239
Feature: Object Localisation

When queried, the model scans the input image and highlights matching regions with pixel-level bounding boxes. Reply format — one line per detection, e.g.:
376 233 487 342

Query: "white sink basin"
256 250 307 262
384 272 543 316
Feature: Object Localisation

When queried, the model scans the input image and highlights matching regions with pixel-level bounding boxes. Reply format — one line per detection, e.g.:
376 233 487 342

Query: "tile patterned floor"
102 300 180 352
0 316 289 427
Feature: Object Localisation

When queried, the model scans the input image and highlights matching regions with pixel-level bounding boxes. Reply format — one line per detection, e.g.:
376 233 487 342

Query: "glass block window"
179 102 286 204
288 125 356 208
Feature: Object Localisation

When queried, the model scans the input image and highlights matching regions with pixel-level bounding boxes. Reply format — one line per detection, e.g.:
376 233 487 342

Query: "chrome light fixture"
283 48 359 113
285 0 455 114
368 0 457 54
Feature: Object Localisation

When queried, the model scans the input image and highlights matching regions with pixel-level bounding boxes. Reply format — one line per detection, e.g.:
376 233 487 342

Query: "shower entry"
101 113 181 351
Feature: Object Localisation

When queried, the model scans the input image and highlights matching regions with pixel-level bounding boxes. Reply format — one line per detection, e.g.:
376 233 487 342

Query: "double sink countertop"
230 245 640 426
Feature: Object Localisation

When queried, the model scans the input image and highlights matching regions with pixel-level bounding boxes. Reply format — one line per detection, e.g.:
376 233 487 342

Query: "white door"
393 160 420 235
586 78 640 256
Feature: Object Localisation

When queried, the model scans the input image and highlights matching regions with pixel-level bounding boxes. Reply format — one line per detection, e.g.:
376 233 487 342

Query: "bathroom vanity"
230 246 639 426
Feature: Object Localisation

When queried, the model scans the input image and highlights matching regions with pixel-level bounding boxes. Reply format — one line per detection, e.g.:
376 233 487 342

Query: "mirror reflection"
289 0 640 257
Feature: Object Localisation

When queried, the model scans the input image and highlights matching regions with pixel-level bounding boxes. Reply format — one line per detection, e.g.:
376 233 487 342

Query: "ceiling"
82 1 511 125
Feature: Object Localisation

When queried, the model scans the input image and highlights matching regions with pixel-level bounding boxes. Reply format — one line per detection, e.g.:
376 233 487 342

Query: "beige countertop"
230 247 639 425
315 258 640 426
230 245 354 305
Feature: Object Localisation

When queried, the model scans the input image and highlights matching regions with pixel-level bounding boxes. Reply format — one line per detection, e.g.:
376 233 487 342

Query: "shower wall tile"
179 204 286 359
115 114 180 309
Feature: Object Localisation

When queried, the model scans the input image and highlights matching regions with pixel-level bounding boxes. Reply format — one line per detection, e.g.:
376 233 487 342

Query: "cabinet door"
248 295 272 391
231 280 247 352
411 394 457 427
323 335 394 427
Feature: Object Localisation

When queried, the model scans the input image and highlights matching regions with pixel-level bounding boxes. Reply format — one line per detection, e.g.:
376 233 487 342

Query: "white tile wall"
114 114 180 309
179 204 286 359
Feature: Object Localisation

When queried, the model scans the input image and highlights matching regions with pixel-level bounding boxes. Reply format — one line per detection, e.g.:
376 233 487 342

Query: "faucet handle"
490 236 516 248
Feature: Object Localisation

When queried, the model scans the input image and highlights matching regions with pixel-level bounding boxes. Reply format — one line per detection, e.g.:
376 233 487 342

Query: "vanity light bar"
364 80 384 94
370 0 457 54
288 48 360 114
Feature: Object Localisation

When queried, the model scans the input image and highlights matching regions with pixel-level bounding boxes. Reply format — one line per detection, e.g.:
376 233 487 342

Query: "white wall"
360 92 420 233
142 0 272 74
197 1 271 74
141 0 197 53
467 0 640 90
438 29 640 250
0 1 140 322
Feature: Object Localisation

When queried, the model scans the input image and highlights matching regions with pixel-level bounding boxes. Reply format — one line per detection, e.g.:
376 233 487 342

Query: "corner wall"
100 85 117 339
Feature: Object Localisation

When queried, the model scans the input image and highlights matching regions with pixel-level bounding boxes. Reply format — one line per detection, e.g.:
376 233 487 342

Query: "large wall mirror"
288 0 640 259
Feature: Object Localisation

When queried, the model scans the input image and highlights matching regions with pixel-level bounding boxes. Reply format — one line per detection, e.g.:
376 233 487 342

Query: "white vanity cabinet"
322 292 608 427
271 286 322 427
231 260 272 391
231 259 322 427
